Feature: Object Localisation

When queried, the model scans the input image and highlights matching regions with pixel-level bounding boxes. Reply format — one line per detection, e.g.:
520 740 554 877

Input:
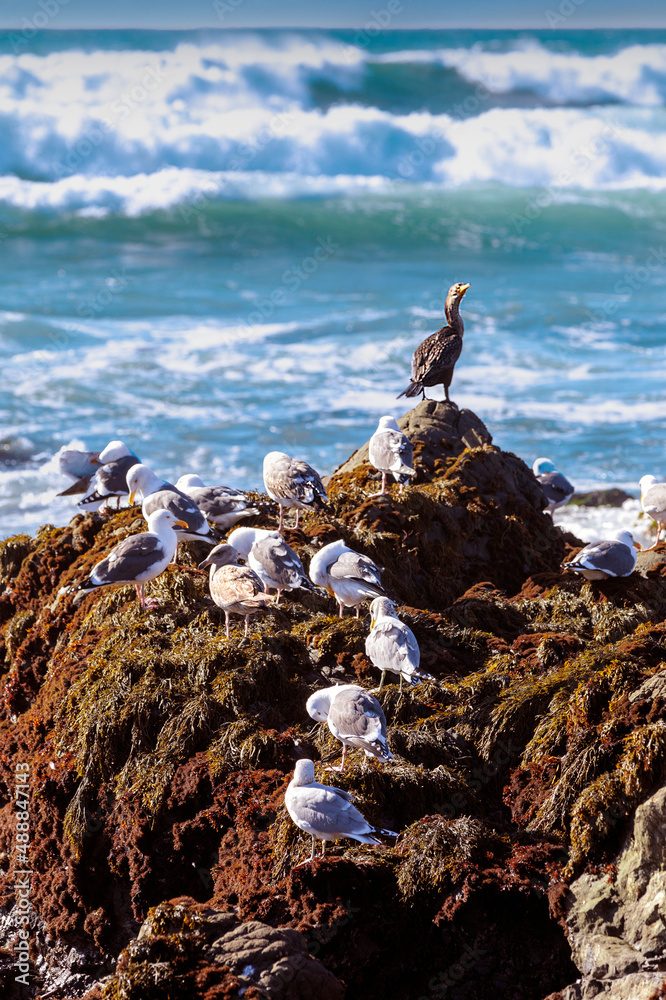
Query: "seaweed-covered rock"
0 404 665 1000
101 899 344 999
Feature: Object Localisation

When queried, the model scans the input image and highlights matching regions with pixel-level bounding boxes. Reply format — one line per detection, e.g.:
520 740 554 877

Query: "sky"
1 0 665 29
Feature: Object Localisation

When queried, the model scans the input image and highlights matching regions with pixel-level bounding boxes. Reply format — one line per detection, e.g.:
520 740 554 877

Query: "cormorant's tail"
397 381 423 399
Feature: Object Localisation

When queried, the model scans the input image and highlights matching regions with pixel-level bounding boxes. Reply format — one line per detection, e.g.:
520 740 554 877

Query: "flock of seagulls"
54 282 665 865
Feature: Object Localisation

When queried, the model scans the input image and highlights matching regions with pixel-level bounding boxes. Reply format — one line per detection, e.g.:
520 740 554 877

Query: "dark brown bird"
398 282 470 402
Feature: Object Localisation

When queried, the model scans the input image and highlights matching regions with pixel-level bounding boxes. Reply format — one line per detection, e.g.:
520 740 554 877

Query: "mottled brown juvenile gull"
563 530 640 580
76 509 187 609
306 684 393 772
285 758 397 868
262 451 328 531
398 281 470 402
309 539 384 617
60 440 140 510
198 543 272 639
639 476 666 550
227 526 314 604
533 458 574 514
368 415 415 496
175 474 260 530
127 464 216 544
366 597 432 691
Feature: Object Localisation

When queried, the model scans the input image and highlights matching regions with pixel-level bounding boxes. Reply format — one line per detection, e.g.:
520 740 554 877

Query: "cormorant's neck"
445 297 464 333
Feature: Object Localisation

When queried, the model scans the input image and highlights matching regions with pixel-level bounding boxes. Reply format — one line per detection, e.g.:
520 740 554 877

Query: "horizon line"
2 23 665 32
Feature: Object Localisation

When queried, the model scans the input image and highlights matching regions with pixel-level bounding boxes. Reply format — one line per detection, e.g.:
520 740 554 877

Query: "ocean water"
1 28 665 540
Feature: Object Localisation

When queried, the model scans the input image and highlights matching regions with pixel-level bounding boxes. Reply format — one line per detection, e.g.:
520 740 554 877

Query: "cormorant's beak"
459 283 470 295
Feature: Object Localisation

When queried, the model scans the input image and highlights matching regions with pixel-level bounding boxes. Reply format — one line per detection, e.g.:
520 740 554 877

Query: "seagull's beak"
198 557 211 570
634 540 642 550
128 490 137 505
326 585 334 597
459 283 470 295
174 519 188 530
370 617 376 627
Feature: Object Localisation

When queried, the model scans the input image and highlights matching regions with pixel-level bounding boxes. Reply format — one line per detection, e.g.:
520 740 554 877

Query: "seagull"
365 597 431 691
127 465 217 544
368 416 416 496
306 684 393 772
262 451 329 531
198 543 272 639
175 474 260 531
285 759 397 868
227 526 315 604
57 446 100 483
639 475 666 550
533 458 575 514
563 529 640 580
76 509 187 609
309 539 384 617
59 440 140 510
398 282 470 402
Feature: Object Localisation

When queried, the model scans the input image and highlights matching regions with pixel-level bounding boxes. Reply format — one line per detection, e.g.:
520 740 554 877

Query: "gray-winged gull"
127 465 216 544
309 539 384 617
365 597 432 691
306 683 393 772
227 525 315 604
368 416 415 496
639 475 666 550
285 758 397 868
76 509 187 608
198 543 272 638
57 446 100 483
60 440 140 510
175 474 260 530
533 458 575 514
563 529 640 580
262 451 328 531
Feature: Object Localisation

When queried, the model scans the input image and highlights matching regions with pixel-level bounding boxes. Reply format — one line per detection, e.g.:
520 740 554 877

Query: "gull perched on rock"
563 530 640 580
309 539 384 617
60 440 140 510
76 509 187 609
639 475 666 550
262 451 329 531
127 465 216 544
366 597 431 691
306 684 393 772
368 416 415 496
175 474 260 531
285 758 397 868
533 458 575 514
227 526 314 604
57 446 100 484
198 543 272 639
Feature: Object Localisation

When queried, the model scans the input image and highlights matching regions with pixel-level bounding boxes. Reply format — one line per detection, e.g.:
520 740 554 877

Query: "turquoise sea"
1 27 665 537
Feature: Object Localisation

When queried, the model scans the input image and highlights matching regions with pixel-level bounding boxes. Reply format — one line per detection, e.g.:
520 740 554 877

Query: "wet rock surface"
0 406 664 999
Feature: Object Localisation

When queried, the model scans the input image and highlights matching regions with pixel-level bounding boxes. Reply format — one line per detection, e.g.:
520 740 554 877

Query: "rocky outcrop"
554 783 666 1000
0 405 665 1000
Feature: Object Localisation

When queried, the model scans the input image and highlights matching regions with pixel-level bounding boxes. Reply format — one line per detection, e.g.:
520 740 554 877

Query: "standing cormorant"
398 281 470 402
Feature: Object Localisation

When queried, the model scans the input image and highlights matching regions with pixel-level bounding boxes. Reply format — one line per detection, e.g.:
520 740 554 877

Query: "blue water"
1 28 665 537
